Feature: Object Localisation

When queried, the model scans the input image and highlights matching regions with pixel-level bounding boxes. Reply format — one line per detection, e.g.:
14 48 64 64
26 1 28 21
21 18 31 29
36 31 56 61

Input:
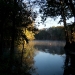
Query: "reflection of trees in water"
16 42 38 75
0 42 37 75
34 45 65 55
63 49 75 75
31 40 65 55
0 41 65 74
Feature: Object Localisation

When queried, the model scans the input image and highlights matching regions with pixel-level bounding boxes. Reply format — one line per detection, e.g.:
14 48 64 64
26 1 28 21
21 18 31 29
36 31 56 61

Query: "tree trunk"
61 1 69 44
0 22 4 57
9 0 16 73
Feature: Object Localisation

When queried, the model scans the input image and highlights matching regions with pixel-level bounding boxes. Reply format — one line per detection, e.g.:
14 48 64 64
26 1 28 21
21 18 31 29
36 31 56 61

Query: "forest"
35 25 75 41
35 26 65 40
0 0 75 75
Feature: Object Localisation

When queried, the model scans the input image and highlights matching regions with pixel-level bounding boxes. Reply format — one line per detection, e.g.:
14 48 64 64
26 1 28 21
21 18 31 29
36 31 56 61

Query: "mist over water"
29 40 66 75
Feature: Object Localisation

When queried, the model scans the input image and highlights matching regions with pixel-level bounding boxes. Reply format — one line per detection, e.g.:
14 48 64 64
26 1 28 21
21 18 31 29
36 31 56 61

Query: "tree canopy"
39 0 75 22
35 26 65 40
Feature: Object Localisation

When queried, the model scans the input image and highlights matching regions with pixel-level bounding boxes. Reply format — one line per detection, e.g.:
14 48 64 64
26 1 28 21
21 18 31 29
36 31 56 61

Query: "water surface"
29 40 66 75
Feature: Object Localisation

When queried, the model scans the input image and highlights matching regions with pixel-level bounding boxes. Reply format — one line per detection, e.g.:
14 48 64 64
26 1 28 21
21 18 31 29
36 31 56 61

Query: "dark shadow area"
63 46 75 75
0 43 36 75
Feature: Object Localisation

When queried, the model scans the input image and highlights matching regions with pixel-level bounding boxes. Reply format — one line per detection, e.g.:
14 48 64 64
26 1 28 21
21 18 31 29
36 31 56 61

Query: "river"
26 40 66 75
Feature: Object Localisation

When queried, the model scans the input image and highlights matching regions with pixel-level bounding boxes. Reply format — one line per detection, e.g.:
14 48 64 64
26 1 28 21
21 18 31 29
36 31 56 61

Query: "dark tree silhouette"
0 0 37 74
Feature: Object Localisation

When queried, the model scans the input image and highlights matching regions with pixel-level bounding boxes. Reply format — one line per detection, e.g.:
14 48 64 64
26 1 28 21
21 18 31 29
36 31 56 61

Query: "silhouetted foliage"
0 0 37 74
35 26 65 40
39 0 75 21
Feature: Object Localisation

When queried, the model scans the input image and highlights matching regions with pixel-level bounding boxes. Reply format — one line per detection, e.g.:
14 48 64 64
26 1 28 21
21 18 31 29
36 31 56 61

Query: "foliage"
0 0 37 74
35 26 65 40
39 0 75 22
25 29 35 40
66 23 75 43
35 29 51 40
38 0 75 44
0 0 38 48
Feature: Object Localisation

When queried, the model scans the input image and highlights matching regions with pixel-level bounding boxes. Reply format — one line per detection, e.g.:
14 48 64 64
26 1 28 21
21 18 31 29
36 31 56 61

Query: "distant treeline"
35 26 65 40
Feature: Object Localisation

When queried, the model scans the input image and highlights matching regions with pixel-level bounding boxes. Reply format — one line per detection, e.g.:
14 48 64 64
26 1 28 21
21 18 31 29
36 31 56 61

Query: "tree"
0 0 37 74
39 0 74 20
0 0 34 53
37 0 75 44
23 0 75 43
64 0 75 18
35 29 51 40
35 26 65 40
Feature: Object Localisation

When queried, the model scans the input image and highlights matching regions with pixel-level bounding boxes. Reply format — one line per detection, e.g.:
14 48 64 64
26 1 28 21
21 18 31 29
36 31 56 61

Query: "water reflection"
34 52 65 75
33 40 65 55
16 41 75 75
16 42 38 75
17 40 75 75
1 40 67 75
0 42 37 75
29 41 65 75
63 48 75 75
